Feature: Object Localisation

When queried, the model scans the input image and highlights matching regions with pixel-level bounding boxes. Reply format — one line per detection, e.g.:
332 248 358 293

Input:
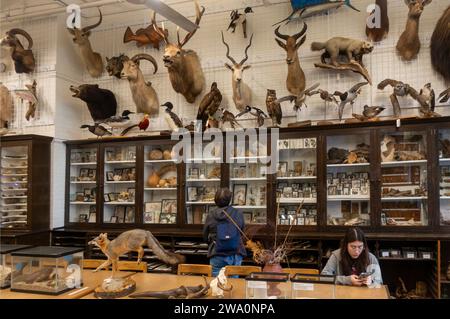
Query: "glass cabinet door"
276 138 317 226
439 129 450 226
229 141 268 225
143 144 177 225
0 145 29 229
68 147 97 223
380 131 428 227
103 145 136 224
326 134 371 226
185 142 221 225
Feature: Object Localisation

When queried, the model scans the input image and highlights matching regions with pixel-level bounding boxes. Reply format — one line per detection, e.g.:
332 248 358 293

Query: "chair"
282 268 319 279
177 264 212 276
224 265 262 278
83 259 148 273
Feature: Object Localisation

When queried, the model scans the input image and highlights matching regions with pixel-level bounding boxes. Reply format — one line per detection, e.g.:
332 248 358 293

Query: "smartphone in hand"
358 269 375 279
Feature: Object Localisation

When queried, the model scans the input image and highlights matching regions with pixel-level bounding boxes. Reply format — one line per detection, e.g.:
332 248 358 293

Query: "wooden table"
82 273 390 299
0 270 134 299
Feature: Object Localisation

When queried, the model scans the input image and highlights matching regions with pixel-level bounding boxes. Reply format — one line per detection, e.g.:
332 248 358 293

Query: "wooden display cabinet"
0 135 52 245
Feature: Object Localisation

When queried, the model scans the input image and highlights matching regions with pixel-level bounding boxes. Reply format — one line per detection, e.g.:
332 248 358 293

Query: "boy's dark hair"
214 187 232 208
340 227 370 276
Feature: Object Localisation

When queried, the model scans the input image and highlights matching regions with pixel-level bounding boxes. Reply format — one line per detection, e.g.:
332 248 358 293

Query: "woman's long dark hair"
340 228 369 276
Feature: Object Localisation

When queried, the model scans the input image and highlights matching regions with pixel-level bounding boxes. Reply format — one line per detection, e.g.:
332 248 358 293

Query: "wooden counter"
0 270 134 299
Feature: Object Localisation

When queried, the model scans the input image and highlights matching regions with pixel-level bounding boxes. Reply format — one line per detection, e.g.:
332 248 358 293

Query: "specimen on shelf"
334 82 368 121
440 139 450 157
439 88 450 104
227 7 254 38
236 105 268 128
222 31 253 112
327 147 349 164
352 105 385 122
366 0 389 42
67 8 104 78
266 89 282 127
161 102 183 131
80 123 112 138
197 82 222 131
121 54 159 116
14 80 38 121
380 135 396 162
129 277 209 299
151 1 206 103
69 84 117 123
0 83 13 130
274 23 307 100
120 114 150 136
123 21 168 49
396 0 432 61
272 0 359 26
147 164 177 188
311 37 374 84
430 6 450 82
0 28 35 74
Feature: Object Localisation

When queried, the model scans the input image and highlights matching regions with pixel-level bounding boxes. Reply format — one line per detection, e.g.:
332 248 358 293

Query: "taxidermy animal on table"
430 5 450 82
266 89 282 127
366 0 389 42
236 105 268 128
120 53 159 116
221 31 253 112
88 230 185 278
334 82 368 121
210 267 233 298
161 102 183 131
67 8 104 78
311 37 374 84
14 80 37 121
0 83 13 129
439 88 450 104
227 7 253 38
81 123 112 138
197 82 222 131
396 0 432 61
106 54 128 79
151 1 206 103
352 105 385 121
0 28 35 74
70 84 117 123
121 114 150 136
123 21 168 49
274 23 307 99
272 0 359 26
129 277 209 299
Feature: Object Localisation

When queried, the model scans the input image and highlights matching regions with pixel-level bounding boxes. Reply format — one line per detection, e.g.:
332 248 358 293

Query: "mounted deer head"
0 28 35 74
67 8 104 77
396 0 432 61
221 31 253 112
151 0 206 103
274 23 307 96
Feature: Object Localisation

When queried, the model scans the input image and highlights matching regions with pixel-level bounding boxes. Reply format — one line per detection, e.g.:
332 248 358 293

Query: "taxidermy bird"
120 114 150 136
81 123 112 138
276 83 320 112
236 105 268 128
100 110 134 128
310 88 339 105
353 105 385 121
227 7 253 38
266 89 282 127
334 82 368 120
439 88 450 103
197 82 222 130
14 80 38 121
218 107 241 129
161 102 183 131
419 83 435 112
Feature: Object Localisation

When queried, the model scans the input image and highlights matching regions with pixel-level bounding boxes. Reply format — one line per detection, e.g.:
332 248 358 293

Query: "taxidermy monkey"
366 0 389 42
430 6 450 82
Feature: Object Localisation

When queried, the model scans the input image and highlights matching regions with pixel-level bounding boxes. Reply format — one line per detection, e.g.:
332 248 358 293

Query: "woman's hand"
350 275 363 286
362 275 373 286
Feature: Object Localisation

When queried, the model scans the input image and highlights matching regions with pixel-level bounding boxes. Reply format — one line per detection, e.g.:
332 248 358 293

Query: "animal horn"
293 23 307 41
274 25 289 40
151 11 169 44
82 8 102 33
178 0 205 48
221 31 237 65
8 29 33 49
131 54 158 74
239 33 253 66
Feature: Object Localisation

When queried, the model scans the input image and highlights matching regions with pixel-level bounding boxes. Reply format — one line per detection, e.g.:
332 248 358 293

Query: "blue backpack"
215 209 241 253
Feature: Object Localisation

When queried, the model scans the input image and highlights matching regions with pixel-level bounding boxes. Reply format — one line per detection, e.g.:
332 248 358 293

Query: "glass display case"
326 134 371 226
143 144 178 225
439 129 450 226
0 244 31 288
245 272 290 299
10 246 84 295
68 147 97 224
380 131 428 227
103 145 136 224
0 145 29 229
291 273 336 299
276 138 317 226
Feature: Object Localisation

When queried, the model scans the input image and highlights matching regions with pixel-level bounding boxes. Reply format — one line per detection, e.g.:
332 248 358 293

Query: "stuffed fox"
88 229 185 277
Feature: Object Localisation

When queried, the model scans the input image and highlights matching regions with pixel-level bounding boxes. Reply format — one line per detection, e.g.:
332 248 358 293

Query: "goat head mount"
396 0 432 61
0 28 36 74
151 0 206 104
67 8 104 78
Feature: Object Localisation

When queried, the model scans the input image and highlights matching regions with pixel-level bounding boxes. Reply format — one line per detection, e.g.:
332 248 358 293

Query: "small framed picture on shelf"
104 193 111 202
106 150 115 161
79 168 89 178
308 164 316 176
73 152 82 163
122 168 130 181
113 168 123 180
282 187 293 198
108 193 118 202
125 207 135 223
328 186 337 196
189 168 199 179
243 212 252 224
187 187 198 202
129 168 136 181
277 162 288 177
361 186 369 196
114 206 125 223
145 202 161 213
127 149 136 161
110 216 118 223
352 180 361 189
293 161 303 176
232 184 247 206
127 188 135 201
79 213 88 223
161 199 177 214
343 187 350 196
106 171 114 181
238 166 246 178
88 169 96 180
292 191 299 198
337 172 346 180
88 212 96 223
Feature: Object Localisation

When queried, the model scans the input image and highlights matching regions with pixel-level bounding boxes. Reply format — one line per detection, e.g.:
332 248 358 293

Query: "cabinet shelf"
278 198 316 204
327 196 370 201
2 156 27 160
1 203 27 206
440 196 450 200
105 160 135 164
104 181 136 184
230 177 266 181
230 156 268 161
277 176 316 181
327 163 370 168
186 179 220 182
1 196 27 199
186 201 215 205
234 206 266 209
70 181 96 184
381 160 427 167
381 197 427 201
2 174 27 177
0 166 27 169
439 158 450 164
0 181 27 184
378 257 435 262
144 188 177 191
144 159 176 163
70 162 97 166
186 157 221 163
70 202 96 205
1 188 28 191
104 202 135 205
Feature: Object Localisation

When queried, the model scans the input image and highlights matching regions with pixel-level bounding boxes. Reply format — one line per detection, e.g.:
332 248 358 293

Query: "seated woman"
321 227 383 286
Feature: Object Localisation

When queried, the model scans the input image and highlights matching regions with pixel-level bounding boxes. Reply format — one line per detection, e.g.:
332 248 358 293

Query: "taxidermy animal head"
274 23 307 96
67 8 104 78
221 31 253 112
366 0 389 42
106 54 128 79
396 0 432 61
120 54 160 116
430 5 450 83
123 22 168 49
151 0 206 103
0 28 35 74
70 84 117 123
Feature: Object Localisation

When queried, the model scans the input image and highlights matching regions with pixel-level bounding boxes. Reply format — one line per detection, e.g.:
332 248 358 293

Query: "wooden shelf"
277 176 316 180
104 181 136 184
230 156 269 161
144 188 177 191
381 197 427 201
186 201 215 205
70 181 96 184
104 202 135 205
70 202 96 205
230 177 266 181
144 159 176 163
278 198 316 204
186 179 220 182
327 163 370 168
327 196 370 201
186 157 221 163
381 160 427 167
105 160 135 164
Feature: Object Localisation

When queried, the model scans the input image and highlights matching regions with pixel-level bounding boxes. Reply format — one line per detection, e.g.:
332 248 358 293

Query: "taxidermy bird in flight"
236 105 269 128
228 7 254 38
100 110 134 128
334 82 368 120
